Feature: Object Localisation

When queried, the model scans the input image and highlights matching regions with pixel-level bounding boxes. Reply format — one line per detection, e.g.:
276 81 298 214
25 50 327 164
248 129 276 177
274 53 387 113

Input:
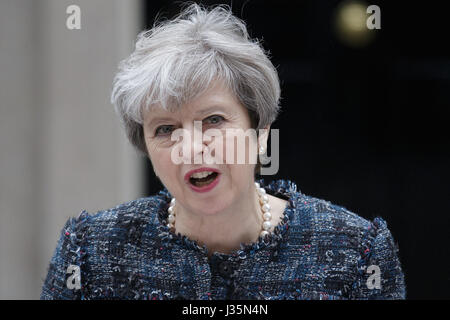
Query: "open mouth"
189 171 219 187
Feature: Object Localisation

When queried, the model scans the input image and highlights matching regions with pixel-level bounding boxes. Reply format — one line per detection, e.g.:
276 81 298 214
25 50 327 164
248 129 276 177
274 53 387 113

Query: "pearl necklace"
167 182 273 238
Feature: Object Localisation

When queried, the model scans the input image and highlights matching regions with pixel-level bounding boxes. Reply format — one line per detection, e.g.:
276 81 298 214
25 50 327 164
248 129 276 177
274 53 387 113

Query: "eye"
204 115 225 125
155 125 174 136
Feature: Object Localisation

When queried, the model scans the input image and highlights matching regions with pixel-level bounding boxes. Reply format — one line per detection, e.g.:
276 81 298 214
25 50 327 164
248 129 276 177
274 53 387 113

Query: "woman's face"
143 80 262 216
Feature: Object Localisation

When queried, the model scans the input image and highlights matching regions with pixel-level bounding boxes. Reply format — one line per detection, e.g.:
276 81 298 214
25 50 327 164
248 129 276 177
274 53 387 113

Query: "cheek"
148 146 175 179
220 132 257 165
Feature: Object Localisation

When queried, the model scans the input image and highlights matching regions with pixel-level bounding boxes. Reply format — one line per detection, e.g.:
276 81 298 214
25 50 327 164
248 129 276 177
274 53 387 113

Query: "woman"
41 3 405 300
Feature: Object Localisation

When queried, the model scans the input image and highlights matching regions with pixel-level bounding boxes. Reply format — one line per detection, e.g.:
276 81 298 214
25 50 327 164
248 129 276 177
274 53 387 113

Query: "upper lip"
184 167 220 182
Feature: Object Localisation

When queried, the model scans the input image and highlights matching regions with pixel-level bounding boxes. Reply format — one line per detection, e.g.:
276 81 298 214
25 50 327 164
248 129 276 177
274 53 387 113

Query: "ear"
257 125 271 154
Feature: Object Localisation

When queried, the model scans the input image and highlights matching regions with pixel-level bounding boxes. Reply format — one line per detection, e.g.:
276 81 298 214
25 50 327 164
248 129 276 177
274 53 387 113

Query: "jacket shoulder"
85 194 167 230
290 193 406 299
291 192 373 235
40 193 168 299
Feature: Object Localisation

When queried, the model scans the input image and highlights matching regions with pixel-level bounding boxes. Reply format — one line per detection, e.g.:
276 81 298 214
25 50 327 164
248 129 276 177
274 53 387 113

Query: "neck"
173 184 262 257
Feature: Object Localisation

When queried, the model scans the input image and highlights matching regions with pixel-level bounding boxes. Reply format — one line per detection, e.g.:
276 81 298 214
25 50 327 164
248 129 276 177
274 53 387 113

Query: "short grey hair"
111 3 281 156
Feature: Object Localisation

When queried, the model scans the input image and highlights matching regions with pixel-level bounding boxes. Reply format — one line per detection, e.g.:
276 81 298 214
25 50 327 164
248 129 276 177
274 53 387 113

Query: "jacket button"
218 261 233 277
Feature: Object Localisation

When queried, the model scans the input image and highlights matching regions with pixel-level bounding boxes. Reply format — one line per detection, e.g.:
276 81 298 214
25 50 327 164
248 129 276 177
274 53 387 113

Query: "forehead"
143 80 245 122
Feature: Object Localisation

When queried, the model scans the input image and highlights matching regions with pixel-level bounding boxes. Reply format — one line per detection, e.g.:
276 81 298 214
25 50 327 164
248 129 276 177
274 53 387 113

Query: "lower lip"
187 174 221 193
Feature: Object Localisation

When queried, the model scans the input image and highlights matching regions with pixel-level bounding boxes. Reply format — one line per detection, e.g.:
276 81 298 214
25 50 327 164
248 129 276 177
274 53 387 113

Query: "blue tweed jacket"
40 180 406 300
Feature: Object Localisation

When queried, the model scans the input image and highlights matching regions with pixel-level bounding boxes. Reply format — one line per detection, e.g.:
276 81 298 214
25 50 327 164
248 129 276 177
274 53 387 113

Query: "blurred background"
0 0 449 299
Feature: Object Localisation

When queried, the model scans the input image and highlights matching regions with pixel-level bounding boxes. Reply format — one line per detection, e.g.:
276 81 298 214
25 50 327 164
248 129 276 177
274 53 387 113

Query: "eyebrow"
146 105 230 127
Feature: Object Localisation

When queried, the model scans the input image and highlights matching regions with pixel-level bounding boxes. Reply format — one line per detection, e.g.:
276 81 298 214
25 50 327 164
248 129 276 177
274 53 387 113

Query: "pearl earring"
259 146 265 154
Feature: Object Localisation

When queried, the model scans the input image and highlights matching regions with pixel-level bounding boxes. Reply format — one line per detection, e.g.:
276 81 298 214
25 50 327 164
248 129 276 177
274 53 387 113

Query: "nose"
177 121 208 165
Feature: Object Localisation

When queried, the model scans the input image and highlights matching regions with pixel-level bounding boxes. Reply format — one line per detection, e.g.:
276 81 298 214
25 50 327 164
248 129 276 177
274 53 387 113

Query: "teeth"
191 171 214 179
